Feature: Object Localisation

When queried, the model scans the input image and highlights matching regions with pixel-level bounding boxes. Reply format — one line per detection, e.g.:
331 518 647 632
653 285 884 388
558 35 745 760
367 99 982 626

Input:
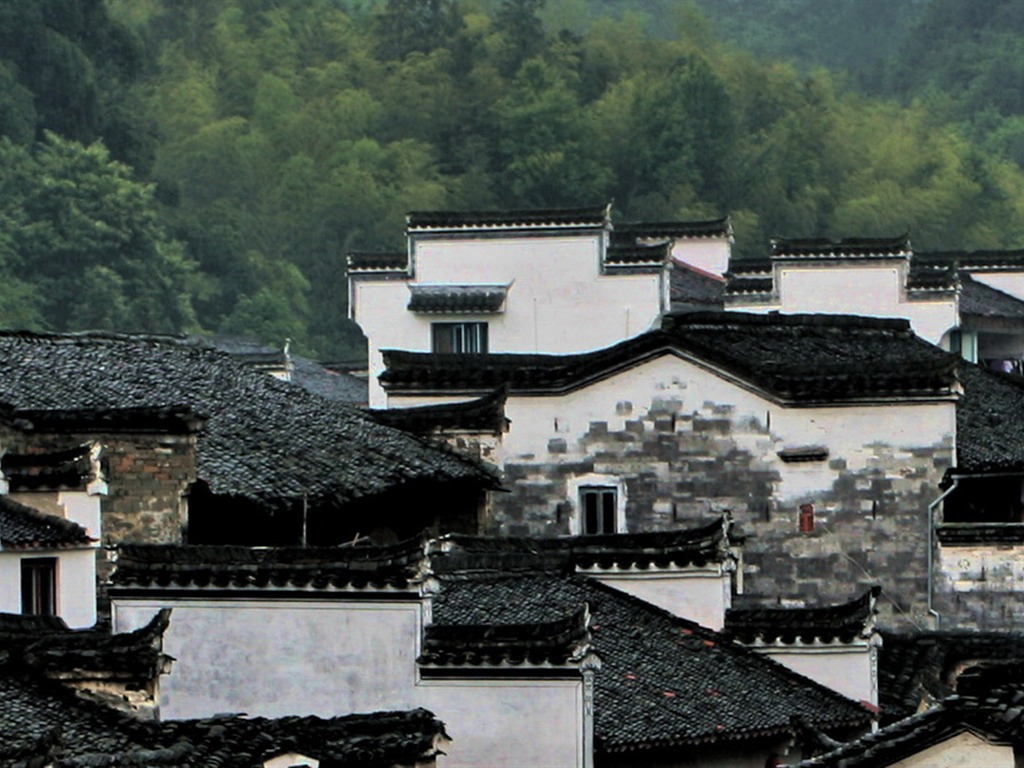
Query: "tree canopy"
1 0 1023 358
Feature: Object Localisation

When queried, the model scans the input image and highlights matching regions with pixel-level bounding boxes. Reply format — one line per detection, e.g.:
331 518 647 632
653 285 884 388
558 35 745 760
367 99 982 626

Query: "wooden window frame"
21 557 58 617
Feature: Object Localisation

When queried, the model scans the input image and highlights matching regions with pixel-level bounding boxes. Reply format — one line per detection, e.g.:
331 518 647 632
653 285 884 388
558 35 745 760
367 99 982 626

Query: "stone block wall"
936 542 1024 630
487 388 953 630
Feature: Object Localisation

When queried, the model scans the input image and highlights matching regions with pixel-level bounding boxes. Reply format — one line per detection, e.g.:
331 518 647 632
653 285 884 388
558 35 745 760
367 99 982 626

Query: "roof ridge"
664 311 912 332
576 576 875 716
0 328 194 345
0 496 94 548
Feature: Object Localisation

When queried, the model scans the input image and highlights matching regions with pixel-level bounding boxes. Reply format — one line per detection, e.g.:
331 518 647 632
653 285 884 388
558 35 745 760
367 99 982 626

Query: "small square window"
432 322 488 353
21 557 57 617
580 487 618 535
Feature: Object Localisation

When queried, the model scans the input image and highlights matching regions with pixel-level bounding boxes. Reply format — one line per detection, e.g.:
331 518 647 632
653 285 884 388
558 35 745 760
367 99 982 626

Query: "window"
432 322 488 354
21 558 57 616
580 487 618 535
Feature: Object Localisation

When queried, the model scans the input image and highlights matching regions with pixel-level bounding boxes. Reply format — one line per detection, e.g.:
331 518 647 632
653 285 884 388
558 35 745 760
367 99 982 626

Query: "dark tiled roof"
878 630 1024 723
726 258 772 276
0 676 447 768
797 702 975 767
382 312 959 405
212 336 369 405
140 708 448 767
347 250 409 272
723 259 774 297
906 258 958 291
804 665 1024 767
0 496 93 549
0 611 172 762
2 444 92 490
615 217 731 240
922 248 1024 271
209 335 288 369
431 571 870 753
407 285 507 313
109 538 427 592
959 274 1024 319
0 331 493 506
604 243 669 269
433 517 734 574
420 606 589 668
5 404 203 433
0 611 447 767
407 205 610 231
955 364 1024 474
771 235 911 259
291 356 368 405
669 261 725 311
18 609 172 683
724 587 880 645
0 672 142 763
0 612 68 634
723 275 774 296
366 388 509 435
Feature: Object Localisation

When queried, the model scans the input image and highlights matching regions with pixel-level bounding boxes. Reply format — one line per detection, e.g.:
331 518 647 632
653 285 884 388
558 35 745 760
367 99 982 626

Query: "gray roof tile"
0 331 494 507
0 496 93 549
430 566 871 753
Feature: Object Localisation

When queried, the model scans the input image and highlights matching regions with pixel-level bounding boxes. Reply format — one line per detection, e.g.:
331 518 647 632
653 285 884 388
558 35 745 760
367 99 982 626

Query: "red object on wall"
799 503 814 532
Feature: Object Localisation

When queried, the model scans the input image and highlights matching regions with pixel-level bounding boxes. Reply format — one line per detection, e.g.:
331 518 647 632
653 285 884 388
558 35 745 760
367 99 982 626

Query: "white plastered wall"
669 236 731 277
889 730 1013 768
354 233 663 407
0 548 96 628
970 271 1024 302
729 264 959 345
113 598 585 768
588 570 732 630
388 354 955 513
58 491 102 540
753 645 875 705
486 355 955 496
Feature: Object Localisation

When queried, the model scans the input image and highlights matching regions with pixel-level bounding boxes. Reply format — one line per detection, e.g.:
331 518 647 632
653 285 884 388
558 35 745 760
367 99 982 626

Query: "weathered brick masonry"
1 424 198 617
487 389 953 630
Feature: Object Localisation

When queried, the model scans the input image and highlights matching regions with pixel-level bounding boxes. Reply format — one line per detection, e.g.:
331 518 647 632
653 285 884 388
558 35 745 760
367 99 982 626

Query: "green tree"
0 0 151 167
0 132 198 333
495 59 609 206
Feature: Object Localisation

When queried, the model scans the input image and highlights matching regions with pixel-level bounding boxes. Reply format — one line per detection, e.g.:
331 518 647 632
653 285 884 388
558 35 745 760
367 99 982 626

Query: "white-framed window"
21 557 57 616
568 475 626 535
432 322 488 353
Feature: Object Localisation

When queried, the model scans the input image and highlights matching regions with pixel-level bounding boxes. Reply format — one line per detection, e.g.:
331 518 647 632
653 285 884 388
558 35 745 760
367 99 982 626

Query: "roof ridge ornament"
86 441 108 497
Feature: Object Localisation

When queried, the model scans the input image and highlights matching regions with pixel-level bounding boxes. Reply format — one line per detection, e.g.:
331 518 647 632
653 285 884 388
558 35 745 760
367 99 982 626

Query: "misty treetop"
2 0 1024 358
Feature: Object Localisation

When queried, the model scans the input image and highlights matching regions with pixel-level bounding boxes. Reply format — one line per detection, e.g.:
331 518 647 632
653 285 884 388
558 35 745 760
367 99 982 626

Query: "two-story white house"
725 235 1024 371
349 205 731 407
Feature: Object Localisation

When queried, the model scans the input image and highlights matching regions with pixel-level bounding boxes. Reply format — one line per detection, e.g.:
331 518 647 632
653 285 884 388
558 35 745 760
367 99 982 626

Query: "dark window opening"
944 477 1024 523
21 558 57 617
580 487 617 534
432 322 488 354
186 479 483 546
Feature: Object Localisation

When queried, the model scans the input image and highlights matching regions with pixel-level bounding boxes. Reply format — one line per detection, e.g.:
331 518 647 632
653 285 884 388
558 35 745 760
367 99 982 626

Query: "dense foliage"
2 0 1024 358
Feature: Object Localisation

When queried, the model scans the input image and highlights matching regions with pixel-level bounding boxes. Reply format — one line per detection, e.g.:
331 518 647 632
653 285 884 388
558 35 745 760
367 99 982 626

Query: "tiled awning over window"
408 285 507 314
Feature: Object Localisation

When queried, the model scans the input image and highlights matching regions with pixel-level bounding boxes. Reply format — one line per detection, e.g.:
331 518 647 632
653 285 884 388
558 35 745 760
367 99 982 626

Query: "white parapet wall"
112 597 586 768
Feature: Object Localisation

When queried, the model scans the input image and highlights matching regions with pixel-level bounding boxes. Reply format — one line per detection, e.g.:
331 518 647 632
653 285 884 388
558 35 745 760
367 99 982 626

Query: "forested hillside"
3 0 1024 359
